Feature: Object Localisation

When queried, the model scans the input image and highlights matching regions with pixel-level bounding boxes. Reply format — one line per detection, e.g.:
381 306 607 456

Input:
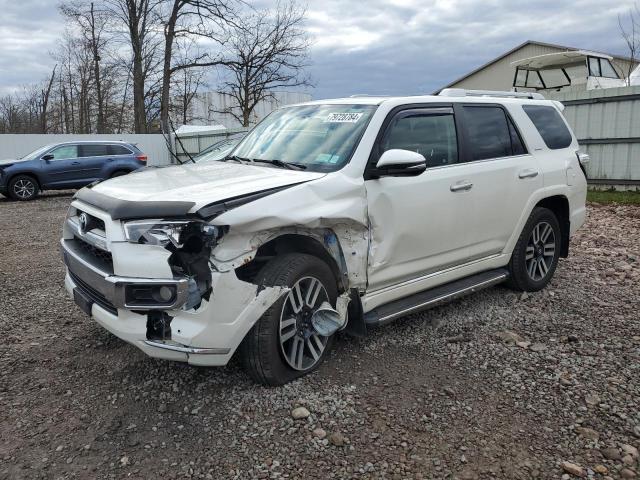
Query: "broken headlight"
123 220 222 247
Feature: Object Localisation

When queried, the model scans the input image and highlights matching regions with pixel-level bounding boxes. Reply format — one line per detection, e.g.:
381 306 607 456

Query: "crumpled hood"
90 161 325 210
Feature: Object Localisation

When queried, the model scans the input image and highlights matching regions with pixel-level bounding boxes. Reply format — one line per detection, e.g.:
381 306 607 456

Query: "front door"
365 106 476 291
42 144 81 187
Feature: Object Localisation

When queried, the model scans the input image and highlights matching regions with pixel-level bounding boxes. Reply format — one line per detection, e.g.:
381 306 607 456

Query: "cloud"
0 0 636 99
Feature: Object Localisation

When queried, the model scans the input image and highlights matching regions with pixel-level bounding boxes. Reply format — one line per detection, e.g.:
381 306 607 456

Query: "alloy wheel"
279 276 330 371
525 221 556 281
13 179 35 199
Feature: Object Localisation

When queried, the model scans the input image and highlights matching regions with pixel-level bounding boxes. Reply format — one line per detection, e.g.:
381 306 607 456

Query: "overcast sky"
0 0 636 99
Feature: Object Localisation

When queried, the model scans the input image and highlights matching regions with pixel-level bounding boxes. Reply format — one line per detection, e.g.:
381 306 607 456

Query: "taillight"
136 154 147 163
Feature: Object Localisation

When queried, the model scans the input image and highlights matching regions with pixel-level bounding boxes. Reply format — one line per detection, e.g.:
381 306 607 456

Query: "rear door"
77 144 112 182
453 104 542 258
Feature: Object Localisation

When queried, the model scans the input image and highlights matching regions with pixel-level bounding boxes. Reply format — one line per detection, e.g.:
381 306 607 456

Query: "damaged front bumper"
62 236 288 366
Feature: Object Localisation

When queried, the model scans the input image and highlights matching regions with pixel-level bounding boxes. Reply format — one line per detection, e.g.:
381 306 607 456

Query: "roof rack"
348 94 390 98
438 88 545 100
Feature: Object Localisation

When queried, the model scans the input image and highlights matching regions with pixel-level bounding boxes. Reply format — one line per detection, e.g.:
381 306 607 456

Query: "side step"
364 268 509 327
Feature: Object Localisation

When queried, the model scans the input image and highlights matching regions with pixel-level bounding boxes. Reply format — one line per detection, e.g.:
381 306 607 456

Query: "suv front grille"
69 271 118 315
77 210 106 232
74 235 113 267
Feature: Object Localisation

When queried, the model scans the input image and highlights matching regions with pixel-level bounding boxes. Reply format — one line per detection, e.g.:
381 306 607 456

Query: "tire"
240 253 338 386
110 170 129 178
506 207 561 292
8 175 40 201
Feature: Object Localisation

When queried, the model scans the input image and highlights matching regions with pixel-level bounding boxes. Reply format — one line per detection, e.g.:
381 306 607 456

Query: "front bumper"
62 236 287 366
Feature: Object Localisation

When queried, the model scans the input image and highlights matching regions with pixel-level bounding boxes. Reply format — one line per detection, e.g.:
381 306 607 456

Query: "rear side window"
462 106 513 161
108 145 133 155
382 111 458 167
522 105 572 149
79 144 109 157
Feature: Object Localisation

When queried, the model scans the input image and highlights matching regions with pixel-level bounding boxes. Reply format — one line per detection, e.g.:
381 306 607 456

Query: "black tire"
240 253 338 386
506 207 561 292
110 170 129 178
8 175 40 201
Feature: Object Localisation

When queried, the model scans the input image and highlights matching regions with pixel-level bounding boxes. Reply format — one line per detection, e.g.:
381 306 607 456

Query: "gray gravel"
1 192 639 480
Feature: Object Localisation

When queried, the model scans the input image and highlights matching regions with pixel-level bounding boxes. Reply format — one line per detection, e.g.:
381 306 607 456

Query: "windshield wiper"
221 155 254 164
251 159 307 170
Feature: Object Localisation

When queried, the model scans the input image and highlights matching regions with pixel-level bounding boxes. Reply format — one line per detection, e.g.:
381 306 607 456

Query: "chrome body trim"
67 217 108 251
61 239 188 310
143 340 230 355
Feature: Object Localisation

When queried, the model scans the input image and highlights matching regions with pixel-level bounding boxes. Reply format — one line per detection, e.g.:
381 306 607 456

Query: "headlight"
123 220 222 247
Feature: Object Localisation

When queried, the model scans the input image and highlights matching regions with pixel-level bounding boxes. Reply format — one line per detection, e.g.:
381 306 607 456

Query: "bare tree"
105 0 161 133
217 1 311 127
158 0 233 133
618 3 640 85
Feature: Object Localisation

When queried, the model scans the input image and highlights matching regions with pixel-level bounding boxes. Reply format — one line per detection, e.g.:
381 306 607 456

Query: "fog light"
153 285 176 303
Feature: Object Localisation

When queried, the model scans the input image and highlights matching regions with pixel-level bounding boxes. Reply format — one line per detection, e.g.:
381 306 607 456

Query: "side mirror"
42 154 54 161
375 149 427 177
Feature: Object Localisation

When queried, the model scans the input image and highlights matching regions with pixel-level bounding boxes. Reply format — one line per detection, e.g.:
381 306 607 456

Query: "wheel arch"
535 195 570 258
7 171 42 189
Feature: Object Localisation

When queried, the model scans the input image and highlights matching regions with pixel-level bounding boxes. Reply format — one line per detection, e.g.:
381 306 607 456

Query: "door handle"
518 169 539 179
450 182 473 192
71 161 81 165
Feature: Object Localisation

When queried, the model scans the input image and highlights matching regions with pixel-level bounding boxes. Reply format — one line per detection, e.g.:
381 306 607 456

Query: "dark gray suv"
0 141 148 201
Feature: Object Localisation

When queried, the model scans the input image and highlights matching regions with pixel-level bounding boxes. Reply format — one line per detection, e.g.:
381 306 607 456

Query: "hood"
0 158 19 167
89 161 325 210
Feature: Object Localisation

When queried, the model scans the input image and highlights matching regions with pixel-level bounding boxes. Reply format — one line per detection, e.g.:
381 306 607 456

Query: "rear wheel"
240 253 337 385
8 175 39 201
507 207 561 291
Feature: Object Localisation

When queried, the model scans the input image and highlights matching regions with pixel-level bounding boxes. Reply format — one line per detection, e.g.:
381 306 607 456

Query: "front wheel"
240 253 338 385
507 207 561 291
8 175 39 201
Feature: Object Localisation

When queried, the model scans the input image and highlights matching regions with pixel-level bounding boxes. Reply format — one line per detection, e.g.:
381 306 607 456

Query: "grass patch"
587 189 640 205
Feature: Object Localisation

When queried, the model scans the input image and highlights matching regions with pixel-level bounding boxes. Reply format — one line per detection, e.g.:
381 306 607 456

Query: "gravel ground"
1 192 639 480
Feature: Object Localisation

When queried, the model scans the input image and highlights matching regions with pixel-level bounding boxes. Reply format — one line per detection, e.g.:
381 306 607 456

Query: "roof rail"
348 94 390 98
438 88 545 100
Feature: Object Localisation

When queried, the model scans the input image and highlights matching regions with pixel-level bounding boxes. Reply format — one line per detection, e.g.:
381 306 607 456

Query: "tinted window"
463 106 512 161
79 144 109 157
522 105 573 149
382 112 458 167
49 145 78 160
508 119 527 155
108 144 133 155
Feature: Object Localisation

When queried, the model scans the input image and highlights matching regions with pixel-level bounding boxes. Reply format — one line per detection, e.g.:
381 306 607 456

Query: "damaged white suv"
62 89 587 385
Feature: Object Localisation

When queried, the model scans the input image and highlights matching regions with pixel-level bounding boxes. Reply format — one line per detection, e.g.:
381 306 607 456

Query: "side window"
48 145 78 160
522 105 573 150
600 59 618 79
382 112 458 167
508 119 527 156
462 106 512 161
79 144 110 157
108 144 132 155
588 57 601 77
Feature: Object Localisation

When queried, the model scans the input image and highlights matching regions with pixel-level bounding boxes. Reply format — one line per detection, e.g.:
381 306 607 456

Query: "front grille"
77 210 105 232
74 235 113 267
69 271 118 315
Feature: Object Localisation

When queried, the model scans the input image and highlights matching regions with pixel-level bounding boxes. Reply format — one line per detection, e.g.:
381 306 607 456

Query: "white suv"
61 89 587 385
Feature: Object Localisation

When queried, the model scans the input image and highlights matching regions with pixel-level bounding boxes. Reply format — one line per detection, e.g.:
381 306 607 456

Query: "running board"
364 268 509 327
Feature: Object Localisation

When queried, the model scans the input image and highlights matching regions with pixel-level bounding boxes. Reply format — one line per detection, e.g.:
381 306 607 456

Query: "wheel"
507 207 561 292
110 170 129 178
8 175 39 201
240 253 338 386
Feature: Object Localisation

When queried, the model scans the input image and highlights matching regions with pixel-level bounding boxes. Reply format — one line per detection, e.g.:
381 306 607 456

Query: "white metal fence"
548 86 640 187
0 134 171 166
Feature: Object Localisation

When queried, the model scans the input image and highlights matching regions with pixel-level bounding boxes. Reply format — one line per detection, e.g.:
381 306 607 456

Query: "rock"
529 343 547 352
585 394 600 406
120 456 129 466
496 331 525 344
622 444 639 459
291 407 310 420
560 461 585 477
55 445 64 452
623 455 635 466
328 432 346 447
157 404 167 413
575 427 599 440
634 425 640 438
594 465 608 474
620 469 637 479
516 341 531 349
601 447 621 460
312 428 327 440
520 292 529 301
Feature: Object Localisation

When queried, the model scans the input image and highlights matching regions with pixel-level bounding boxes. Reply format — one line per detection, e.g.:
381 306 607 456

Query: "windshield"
21 145 53 160
195 138 242 163
228 104 377 172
